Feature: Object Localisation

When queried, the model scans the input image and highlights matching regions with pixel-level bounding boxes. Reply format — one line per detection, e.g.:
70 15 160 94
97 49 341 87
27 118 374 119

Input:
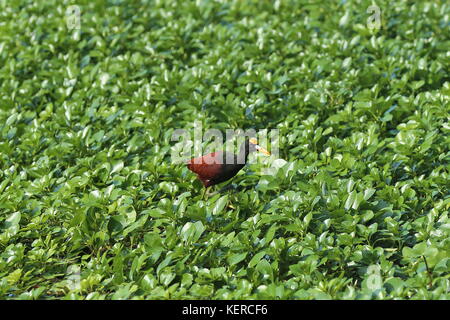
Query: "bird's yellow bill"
256 145 271 155
249 138 271 155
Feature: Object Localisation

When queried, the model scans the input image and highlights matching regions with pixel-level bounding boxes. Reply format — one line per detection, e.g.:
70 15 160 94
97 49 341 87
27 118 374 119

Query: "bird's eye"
254 144 271 155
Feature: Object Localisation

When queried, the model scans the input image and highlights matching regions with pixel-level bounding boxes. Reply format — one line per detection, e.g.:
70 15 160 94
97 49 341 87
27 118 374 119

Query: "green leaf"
227 252 247 266
111 161 124 174
180 221 205 243
345 191 356 210
249 251 267 268
211 195 228 215
363 188 376 201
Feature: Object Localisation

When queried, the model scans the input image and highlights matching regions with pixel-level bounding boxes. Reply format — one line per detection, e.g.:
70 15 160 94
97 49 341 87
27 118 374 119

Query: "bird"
187 138 270 197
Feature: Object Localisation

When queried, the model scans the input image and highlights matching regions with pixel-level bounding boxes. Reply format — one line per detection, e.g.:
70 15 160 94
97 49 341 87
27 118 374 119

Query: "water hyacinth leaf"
211 195 228 215
227 252 247 266
180 221 205 243
249 251 267 268
111 161 124 175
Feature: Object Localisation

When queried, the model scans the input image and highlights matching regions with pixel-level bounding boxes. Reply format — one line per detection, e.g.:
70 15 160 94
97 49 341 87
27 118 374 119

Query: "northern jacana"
187 138 270 196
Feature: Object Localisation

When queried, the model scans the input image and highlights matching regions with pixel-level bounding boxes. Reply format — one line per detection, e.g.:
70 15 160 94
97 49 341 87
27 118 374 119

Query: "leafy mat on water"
0 0 449 299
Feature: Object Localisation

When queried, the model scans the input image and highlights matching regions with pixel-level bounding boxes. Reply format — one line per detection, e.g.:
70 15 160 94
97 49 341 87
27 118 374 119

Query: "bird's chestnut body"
186 138 270 188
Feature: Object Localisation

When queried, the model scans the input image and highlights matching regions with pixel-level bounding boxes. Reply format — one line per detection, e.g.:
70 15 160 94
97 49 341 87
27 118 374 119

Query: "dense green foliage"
0 0 449 299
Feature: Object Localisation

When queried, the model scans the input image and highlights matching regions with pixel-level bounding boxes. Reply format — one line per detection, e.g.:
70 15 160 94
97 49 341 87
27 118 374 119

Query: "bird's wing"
187 152 224 180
